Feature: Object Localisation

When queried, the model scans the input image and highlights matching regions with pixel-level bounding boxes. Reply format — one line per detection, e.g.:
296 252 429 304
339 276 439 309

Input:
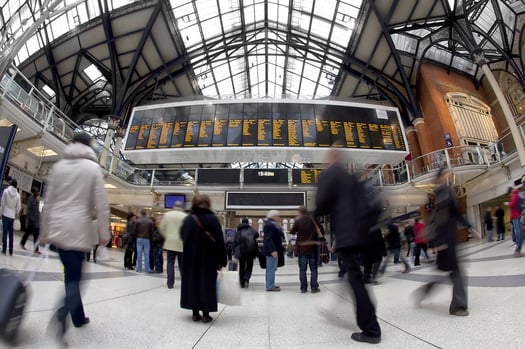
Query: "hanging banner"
0 125 17 182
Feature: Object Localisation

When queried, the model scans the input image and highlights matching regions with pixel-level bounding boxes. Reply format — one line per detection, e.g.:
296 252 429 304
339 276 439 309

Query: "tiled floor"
1 235 524 349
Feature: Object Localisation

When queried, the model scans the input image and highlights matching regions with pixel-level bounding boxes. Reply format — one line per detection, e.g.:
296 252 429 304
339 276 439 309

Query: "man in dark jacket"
133 209 154 273
234 218 259 288
378 223 411 274
495 205 505 241
290 206 321 293
315 147 381 344
263 210 284 292
20 186 41 253
124 213 136 270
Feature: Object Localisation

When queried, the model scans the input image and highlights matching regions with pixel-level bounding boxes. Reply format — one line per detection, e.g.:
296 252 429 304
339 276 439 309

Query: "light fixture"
104 183 117 189
27 146 57 157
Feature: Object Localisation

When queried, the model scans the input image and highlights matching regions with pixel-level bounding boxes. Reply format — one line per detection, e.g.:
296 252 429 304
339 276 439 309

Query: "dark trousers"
414 243 429 266
418 268 468 313
124 244 133 269
56 249 87 327
298 254 319 290
339 247 381 338
238 256 254 287
166 250 183 288
153 247 163 272
2 216 14 254
21 226 40 252
363 259 381 283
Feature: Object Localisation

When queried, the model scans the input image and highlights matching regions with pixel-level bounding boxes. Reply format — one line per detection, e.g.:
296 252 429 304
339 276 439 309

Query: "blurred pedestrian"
509 187 523 257
20 186 41 253
413 167 480 316
495 205 505 241
40 130 110 345
315 146 381 344
379 222 411 274
180 194 227 323
484 208 494 242
413 218 430 266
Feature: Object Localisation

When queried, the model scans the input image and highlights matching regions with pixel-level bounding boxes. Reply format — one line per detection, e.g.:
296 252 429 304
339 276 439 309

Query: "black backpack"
352 176 384 233
239 227 257 257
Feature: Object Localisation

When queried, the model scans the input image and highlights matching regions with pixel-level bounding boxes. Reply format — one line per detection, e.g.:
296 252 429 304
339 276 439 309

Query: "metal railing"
0 65 78 143
1 63 523 189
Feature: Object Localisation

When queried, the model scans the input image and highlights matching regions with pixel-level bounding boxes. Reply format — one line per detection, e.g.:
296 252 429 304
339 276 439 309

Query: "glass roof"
390 0 524 75
170 0 363 99
0 0 140 65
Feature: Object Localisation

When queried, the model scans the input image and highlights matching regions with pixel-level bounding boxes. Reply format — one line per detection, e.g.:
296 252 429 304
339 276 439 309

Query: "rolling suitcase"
0 268 27 344
0 247 46 345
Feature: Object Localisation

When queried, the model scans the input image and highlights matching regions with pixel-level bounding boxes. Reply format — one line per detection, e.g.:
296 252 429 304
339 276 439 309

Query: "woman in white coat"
41 131 110 344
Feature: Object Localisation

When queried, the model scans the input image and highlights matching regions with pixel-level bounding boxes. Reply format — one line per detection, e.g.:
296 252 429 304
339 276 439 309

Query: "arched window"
445 92 497 146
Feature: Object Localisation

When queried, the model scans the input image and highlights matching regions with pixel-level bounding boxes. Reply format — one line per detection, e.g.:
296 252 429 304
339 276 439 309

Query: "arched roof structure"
2 0 525 127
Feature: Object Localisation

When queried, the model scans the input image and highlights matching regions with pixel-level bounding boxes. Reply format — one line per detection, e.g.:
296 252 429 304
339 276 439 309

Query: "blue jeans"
136 238 151 272
298 254 319 291
265 255 278 289
56 249 87 327
2 216 14 254
512 218 522 253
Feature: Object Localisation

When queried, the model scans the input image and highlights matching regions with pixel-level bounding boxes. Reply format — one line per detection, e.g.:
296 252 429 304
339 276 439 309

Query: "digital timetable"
124 101 407 152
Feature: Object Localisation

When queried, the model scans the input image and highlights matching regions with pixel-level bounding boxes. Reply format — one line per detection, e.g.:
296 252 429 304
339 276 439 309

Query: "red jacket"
414 221 427 244
510 189 521 220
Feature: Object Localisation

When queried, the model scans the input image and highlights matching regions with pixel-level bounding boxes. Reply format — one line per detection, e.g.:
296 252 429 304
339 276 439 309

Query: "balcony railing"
1 63 523 189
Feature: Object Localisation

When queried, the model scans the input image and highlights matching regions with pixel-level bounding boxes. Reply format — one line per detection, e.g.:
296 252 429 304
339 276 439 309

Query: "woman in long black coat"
180 194 227 323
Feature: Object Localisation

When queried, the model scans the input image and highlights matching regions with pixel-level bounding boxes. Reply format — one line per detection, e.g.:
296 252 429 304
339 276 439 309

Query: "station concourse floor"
1 234 524 349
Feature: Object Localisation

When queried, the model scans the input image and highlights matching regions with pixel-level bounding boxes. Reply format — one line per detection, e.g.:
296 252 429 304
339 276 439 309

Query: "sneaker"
351 332 381 344
450 309 469 316
514 251 523 257
311 288 320 293
266 286 281 292
20 244 27 250
300 289 307 293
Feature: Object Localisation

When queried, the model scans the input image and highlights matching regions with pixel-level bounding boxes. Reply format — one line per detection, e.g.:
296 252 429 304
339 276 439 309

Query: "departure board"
125 101 407 151
292 169 322 185
158 109 175 148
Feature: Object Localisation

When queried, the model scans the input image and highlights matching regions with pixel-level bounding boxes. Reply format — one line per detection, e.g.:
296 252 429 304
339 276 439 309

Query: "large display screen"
164 194 186 209
225 192 305 209
124 102 406 151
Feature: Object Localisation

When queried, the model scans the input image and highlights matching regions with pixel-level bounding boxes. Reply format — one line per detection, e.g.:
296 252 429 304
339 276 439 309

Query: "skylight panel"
84 64 105 82
42 84 56 98
196 0 219 21
314 0 336 21
201 17 222 41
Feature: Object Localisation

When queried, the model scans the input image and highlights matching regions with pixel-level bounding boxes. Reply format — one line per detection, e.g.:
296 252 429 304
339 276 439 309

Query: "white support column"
480 63 525 175
99 115 119 170
111 127 125 175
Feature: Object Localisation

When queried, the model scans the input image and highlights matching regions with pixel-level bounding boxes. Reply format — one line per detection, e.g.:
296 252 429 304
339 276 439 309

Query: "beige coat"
159 207 186 252
40 142 110 252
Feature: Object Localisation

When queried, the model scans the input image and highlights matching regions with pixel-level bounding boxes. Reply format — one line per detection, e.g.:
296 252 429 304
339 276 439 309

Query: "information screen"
197 168 240 184
226 192 306 209
292 169 322 185
125 101 406 151
243 169 289 184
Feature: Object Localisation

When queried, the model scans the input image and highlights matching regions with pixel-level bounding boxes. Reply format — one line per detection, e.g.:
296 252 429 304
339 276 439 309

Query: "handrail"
1 62 523 189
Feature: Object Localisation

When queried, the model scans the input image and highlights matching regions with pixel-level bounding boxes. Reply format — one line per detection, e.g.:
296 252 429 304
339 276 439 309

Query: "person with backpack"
315 145 382 344
233 218 259 288
290 206 321 293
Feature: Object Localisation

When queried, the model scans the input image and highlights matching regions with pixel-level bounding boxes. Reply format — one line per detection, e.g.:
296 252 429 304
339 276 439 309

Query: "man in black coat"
234 218 259 288
315 147 381 344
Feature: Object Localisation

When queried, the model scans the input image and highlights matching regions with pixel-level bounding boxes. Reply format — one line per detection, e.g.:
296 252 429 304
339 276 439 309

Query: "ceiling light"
26 146 57 157
104 183 117 189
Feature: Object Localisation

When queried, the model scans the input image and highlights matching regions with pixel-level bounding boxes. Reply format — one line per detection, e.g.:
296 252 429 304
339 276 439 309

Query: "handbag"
216 268 241 305
13 219 21 231
257 248 266 269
